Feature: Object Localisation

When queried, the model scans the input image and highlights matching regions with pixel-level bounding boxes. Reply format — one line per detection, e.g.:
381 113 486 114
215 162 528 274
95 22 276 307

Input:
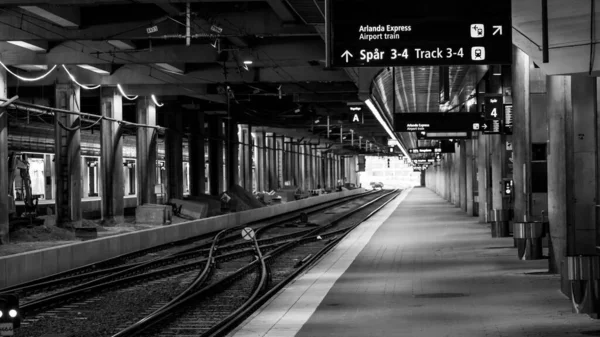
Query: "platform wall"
0 189 365 288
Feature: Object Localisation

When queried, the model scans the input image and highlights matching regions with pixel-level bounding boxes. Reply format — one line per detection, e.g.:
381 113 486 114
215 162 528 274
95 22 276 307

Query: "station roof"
0 0 595 156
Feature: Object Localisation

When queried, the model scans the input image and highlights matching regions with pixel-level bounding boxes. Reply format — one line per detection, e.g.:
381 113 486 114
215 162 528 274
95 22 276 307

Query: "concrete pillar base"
100 216 124 226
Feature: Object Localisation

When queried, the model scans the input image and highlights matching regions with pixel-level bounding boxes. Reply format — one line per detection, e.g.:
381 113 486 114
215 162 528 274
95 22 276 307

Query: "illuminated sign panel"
484 95 503 121
504 104 513 135
329 0 512 67
394 113 484 132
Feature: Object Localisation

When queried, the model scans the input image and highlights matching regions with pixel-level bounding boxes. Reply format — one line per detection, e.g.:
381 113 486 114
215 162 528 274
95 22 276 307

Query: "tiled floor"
230 188 600 337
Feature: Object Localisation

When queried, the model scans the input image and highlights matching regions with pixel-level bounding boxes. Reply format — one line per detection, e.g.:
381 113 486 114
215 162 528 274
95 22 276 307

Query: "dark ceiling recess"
81 5 166 26
285 0 325 24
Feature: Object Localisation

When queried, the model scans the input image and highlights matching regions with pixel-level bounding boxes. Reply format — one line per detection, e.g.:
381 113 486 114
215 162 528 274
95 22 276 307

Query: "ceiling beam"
19 5 80 27
265 0 296 22
0 9 317 41
0 39 326 66
0 0 263 4
8 63 350 87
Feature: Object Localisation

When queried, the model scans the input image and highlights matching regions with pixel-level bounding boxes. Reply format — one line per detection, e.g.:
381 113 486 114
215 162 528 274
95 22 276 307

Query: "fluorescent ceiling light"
7 41 46 52
365 98 410 159
19 6 79 27
243 60 253 65
13 65 48 72
77 64 110 75
107 40 135 50
425 132 468 138
155 63 184 74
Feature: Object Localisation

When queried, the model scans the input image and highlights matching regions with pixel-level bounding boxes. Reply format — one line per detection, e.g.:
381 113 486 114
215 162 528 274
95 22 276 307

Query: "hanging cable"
0 60 56 82
151 94 164 107
62 65 101 90
117 84 138 100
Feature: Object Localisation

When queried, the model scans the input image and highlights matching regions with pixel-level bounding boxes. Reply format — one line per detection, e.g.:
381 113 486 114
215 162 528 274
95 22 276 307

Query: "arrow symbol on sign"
482 123 488 130
341 50 353 63
493 25 503 35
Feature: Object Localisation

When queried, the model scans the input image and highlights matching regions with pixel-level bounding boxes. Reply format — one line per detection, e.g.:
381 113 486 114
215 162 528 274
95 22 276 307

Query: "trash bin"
490 209 510 238
568 255 600 318
513 221 547 260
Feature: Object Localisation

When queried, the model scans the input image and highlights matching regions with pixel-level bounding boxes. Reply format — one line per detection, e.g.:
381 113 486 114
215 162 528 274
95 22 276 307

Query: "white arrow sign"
493 26 503 35
341 50 354 63
482 123 488 129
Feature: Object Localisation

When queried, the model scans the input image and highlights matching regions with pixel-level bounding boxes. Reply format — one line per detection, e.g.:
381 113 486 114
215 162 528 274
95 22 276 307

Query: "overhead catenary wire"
0 97 166 131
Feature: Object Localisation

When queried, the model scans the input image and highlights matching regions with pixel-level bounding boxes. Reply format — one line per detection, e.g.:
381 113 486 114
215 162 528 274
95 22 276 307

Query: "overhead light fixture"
492 65 502 76
19 6 79 27
0 60 56 82
7 41 46 52
77 64 110 75
243 60 253 65
151 94 164 107
107 40 135 50
364 98 410 159
13 65 48 72
155 63 184 74
62 65 100 90
117 84 138 101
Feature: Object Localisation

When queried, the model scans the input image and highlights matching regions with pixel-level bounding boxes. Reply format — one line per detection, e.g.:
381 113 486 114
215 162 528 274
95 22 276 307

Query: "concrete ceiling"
0 0 594 156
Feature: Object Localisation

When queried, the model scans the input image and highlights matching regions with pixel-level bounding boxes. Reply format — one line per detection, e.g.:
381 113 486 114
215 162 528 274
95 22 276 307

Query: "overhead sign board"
408 147 441 154
504 104 513 135
484 95 503 121
416 131 472 140
394 113 484 132
328 0 512 67
483 120 502 134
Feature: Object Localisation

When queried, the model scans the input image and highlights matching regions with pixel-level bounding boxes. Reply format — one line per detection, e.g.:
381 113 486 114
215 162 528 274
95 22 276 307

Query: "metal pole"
542 0 549 63
186 2 191 47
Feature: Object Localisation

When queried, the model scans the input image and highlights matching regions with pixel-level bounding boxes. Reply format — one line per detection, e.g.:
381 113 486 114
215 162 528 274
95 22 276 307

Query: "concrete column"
548 76 599 290
136 97 157 205
189 111 205 196
54 83 82 228
267 133 277 191
226 119 239 189
100 87 124 225
459 140 467 212
513 47 531 222
277 136 284 189
477 134 488 222
208 116 224 195
451 149 457 205
255 132 266 191
166 108 183 200
0 67 8 244
295 143 301 187
465 139 474 215
490 134 504 210
240 125 252 191
569 76 597 254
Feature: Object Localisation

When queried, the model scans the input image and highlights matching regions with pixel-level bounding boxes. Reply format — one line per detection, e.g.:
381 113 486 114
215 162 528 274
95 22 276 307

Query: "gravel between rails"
253 190 387 241
139 259 258 337
266 191 400 289
126 191 398 337
13 268 203 337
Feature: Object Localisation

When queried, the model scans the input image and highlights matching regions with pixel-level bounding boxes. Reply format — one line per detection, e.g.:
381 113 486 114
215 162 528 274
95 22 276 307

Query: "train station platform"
230 187 600 337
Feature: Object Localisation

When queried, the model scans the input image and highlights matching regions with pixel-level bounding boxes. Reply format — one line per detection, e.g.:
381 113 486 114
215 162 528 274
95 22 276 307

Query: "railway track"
111 189 401 337
1 190 378 301
10 190 392 337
